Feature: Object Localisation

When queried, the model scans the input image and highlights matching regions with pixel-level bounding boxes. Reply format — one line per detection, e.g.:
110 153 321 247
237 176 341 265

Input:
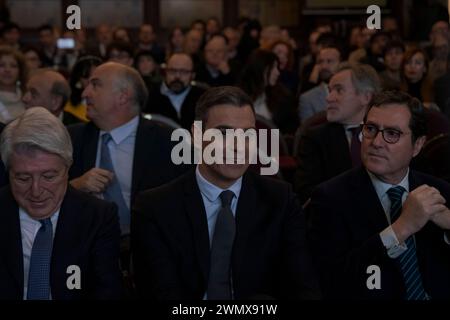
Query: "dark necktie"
99 133 130 234
348 126 362 167
387 186 428 300
207 190 235 300
27 218 53 300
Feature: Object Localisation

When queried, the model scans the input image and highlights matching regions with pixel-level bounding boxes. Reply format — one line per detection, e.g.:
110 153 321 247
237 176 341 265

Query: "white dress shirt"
20 208 59 300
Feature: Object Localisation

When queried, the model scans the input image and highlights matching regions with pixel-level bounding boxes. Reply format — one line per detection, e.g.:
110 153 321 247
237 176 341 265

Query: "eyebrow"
365 120 403 131
214 125 257 131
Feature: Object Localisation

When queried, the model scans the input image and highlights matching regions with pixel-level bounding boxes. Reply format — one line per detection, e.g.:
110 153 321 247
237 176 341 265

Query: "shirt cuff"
445 232 450 245
380 226 408 258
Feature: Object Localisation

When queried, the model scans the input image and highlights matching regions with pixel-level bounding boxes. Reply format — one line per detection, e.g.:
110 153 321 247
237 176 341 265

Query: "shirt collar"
195 165 242 203
160 81 191 98
367 168 410 199
19 207 60 226
100 115 139 145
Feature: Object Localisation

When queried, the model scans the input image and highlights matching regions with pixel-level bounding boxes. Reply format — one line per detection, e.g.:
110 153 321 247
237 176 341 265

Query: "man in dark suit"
295 62 380 204
0 107 122 300
22 69 82 126
0 122 5 187
132 86 321 300
195 35 236 87
144 53 205 129
308 91 450 300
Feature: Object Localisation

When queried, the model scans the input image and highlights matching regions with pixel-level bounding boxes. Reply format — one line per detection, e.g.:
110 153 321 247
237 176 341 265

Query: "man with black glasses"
144 53 205 129
308 91 450 300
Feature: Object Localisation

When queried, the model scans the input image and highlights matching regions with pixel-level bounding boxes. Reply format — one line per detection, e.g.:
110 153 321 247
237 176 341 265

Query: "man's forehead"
367 104 411 124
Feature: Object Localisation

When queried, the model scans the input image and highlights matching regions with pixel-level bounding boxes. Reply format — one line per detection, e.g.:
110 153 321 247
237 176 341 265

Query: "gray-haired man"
0 107 122 300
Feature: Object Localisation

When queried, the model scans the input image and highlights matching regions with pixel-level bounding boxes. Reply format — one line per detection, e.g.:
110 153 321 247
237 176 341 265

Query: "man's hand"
431 207 450 230
217 59 230 75
70 168 114 194
392 185 447 243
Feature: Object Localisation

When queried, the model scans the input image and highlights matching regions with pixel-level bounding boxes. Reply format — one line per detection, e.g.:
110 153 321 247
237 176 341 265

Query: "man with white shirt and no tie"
0 107 122 300
308 91 450 300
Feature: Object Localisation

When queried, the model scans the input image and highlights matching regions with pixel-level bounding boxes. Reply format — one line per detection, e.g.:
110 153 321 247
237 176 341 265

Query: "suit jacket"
195 63 236 87
298 84 327 123
131 169 321 300
0 122 6 187
308 167 450 299
295 122 352 204
68 117 189 208
0 186 123 300
62 110 83 126
144 85 205 129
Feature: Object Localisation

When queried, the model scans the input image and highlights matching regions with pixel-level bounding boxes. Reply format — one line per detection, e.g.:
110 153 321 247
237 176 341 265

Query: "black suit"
0 122 6 188
0 186 123 300
195 63 236 87
295 122 352 204
62 111 83 126
144 85 205 129
68 117 189 208
308 167 450 299
132 169 321 300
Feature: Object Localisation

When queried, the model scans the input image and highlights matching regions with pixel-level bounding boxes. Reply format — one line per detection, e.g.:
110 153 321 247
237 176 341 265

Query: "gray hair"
114 65 148 114
335 62 381 95
0 107 73 169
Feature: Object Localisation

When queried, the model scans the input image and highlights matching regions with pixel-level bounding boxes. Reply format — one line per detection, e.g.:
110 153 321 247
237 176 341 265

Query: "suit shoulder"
412 170 450 192
66 187 116 212
136 170 190 204
246 172 295 200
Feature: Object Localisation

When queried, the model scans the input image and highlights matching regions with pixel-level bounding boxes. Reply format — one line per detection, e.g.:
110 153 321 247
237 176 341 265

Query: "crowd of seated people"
0 14 450 301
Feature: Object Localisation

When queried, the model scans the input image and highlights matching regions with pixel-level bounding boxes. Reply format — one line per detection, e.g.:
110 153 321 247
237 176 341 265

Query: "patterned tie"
387 186 428 300
349 126 362 167
207 190 235 300
27 218 53 300
100 133 130 234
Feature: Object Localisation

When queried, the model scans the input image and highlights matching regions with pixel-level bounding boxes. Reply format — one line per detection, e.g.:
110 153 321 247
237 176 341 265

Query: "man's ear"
412 135 427 158
51 95 64 114
360 91 373 107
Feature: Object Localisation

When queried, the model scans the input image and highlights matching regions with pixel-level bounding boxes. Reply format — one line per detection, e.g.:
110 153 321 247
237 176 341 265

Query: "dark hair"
195 86 254 122
206 33 228 46
107 41 134 59
383 40 405 57
403 47 429 75
38 24 53 34
69 55 102 106
365 90 427 142
238 49 278 100
0 21 19 36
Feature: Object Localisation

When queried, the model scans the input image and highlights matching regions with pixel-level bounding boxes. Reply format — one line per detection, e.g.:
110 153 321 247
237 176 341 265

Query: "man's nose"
30 179 43 198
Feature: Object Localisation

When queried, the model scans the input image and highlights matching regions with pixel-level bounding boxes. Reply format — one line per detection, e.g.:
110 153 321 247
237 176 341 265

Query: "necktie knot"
387 185 406 203
102 132 112 145
39 217 52 230
219 190 234 208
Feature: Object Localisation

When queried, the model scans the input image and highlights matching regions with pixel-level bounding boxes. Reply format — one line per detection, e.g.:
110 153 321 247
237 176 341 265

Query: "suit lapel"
233 172 257 264
82 122 99 172
350 168 389 233
183 170 211 285
328 123 352 172
50 188 84 298
131 117 153 203
1 188 24 296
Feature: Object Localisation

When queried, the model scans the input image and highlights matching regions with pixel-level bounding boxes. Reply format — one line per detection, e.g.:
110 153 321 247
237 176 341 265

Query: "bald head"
22 69 71 117
82 62 148 130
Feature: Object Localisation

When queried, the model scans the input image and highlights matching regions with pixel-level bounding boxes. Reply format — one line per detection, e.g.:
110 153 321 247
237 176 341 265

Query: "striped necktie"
387 186 428 300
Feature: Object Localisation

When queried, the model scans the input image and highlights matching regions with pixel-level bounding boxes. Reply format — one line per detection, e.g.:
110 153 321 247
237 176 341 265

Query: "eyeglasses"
361 124 411 144
165 68 193 76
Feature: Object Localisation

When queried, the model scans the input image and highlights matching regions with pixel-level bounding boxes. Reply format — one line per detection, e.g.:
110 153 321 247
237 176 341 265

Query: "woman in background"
64 55 102 122
0 46 27 123
238 49 298 134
